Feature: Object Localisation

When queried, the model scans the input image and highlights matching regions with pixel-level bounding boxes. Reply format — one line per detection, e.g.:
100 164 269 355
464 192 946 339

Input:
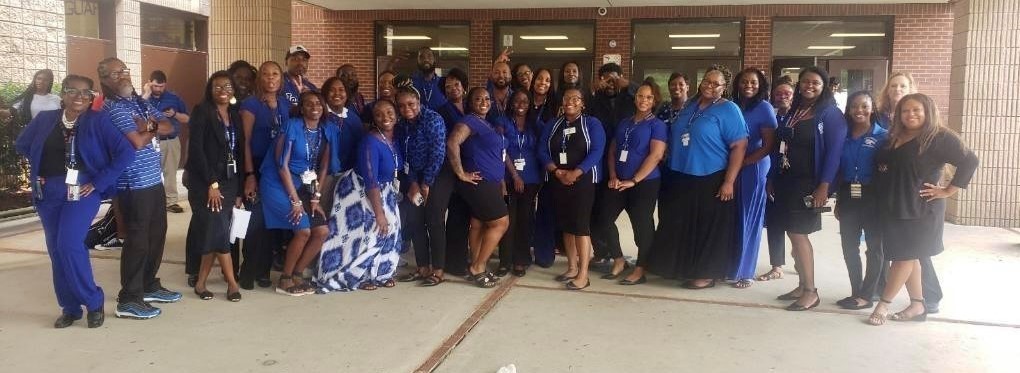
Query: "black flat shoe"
565 279 590 291
777 288 803 301
194 288 213 300
227 291 242 302
786 289 820 311
554 273 578 282
837 296 873 310
511 267 527 277
256 277 273 288
87 308 104 328
681 280 716 289
54 314 80 329
187 274 198 288
618 276 646 286
494 267 510 278
239 278 254 290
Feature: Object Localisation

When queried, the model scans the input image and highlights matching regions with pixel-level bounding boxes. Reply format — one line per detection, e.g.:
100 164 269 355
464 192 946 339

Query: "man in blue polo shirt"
143 70 189 213
281 45 317 107
98 57 182 320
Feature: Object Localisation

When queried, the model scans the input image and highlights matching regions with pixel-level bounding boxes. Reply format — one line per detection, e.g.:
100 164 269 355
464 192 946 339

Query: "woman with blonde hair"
875 72 917 129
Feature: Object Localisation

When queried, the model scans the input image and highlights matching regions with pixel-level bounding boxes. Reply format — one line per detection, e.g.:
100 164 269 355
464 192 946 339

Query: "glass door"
826 59 888 95
771 57 817 85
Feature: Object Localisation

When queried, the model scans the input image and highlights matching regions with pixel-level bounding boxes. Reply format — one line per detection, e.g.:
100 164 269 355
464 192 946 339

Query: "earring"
229 96 237 105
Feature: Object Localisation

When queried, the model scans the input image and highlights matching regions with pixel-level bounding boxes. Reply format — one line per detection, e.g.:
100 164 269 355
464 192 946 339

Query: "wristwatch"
210 182 220 190
314 191 322 198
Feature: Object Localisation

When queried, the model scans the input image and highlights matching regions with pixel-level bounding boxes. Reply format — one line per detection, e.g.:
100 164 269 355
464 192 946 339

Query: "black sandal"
511 266 527 277
565 279 590 291
380 279 396 288
786 288 820 311
226 291 242 302
468 271 498 288
422 274 445 287
397 272 425 283
194 288 213 300
358 282 378 291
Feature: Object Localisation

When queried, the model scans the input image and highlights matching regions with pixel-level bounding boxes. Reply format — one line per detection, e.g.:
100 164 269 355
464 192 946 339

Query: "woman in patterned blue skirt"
316 100 403 292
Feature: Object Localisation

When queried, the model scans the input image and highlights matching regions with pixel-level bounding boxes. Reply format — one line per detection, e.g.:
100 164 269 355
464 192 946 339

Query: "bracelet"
290 200 302 207
310 199 320 204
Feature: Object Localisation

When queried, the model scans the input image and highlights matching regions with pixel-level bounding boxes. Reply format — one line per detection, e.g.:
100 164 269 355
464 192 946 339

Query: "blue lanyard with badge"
222 112 238 179
62 115 81 201
300 127 323 193
557 116 581 165
512 117 528 171
848 133 873 199
620 112 653 163
681 98 721 148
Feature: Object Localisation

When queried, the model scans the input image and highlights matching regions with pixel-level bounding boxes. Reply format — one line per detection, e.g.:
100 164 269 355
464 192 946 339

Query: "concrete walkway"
1 199 1018 372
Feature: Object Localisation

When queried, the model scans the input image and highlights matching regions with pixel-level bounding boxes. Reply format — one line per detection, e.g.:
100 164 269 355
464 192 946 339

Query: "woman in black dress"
867 93 978 325
185 71 244 302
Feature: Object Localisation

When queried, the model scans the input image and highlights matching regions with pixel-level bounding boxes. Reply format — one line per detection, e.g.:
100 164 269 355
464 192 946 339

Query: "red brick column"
469 19 494 89
594 18 632 83
743 16 771 74
892 13 953 118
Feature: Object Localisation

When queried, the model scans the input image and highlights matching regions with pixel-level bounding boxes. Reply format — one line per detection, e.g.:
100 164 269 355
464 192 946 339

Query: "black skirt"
186 178 239 255
883 198 946 261
648 170 736 279
772 175 822 235
549 173 595 236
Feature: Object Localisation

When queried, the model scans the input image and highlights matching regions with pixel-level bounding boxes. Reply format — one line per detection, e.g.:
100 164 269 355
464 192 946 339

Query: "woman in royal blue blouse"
771 67 847 311
433 68 474 277
835 91 888 310
317 100 404 292
730 68 778 289
497 90 542 278
600 79 668 285
259 92 335 296
447 88 511 288
17 75 136 328
538 87 606 291
647 65 748 290
393 86 447 286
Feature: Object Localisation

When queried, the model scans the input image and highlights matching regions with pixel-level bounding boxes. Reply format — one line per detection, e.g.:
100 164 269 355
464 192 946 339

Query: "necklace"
61 111 77 129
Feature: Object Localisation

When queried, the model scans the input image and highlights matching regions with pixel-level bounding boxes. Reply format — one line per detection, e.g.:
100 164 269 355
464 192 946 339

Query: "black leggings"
599 179 660 266
837 193 886 300
400 182 428 268
499 183 540 267
424 166 471 273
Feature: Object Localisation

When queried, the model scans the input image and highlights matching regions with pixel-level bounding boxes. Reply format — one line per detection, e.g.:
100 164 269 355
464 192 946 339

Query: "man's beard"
494 79 509 89
419 63 433 74
117 81 135 98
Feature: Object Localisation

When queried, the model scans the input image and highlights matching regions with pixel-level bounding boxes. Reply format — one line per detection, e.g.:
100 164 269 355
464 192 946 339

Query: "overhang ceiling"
304 0 947 11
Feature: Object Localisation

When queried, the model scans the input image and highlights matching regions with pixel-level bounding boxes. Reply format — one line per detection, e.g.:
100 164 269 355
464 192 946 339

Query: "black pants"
838 195 886 300
116 184 168 304
400 182 428 268
599 179 660 267
920 256 942 310
764 197 786 267
590 182 613 260
239 199 285 283
444 195 471 275
425 166 472 273
499 183 540 267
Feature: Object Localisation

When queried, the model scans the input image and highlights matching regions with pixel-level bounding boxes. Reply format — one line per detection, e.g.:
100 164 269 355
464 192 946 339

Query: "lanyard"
557 115 584 154
62 125 78 169
378 131 399 179
421 78 434 104
684 98 721 134
304 126 322 171
848 125 874 183
622 112 654 151
267 99 284 139
221 112 236 161
131 98 150 120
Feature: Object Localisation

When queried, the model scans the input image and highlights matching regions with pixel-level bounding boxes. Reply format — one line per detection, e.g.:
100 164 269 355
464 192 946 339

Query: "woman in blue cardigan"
16 74 136 328
771 67 847 311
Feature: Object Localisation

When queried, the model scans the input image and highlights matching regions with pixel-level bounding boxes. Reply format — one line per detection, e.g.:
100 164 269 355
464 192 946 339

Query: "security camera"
597 7 608 16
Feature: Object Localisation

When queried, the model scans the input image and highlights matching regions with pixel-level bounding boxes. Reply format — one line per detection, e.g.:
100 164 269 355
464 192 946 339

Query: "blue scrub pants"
36 179 105 316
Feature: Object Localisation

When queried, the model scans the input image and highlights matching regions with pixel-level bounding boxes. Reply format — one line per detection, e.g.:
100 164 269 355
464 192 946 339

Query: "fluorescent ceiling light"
830 33 886 37
545 47 586 51
430 47 468 51
668 34 721 38
808 45 856 50
671 46 716 50
520 35 568 40
384 35 431 40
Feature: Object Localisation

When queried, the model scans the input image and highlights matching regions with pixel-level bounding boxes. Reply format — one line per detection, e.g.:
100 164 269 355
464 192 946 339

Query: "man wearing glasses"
97 57 183 320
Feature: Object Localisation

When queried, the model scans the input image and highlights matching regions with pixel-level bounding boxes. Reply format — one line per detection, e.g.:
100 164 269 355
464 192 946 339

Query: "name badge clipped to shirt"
558 152 568 165
151 137 161 152
514 158 526 171
403 162 410 175
227 160 238 178
850 183 863 199
619 150 629 163
300 170 316 185
502 149 507 163
65 168 79 185
681 133 691 147
66 184 80 202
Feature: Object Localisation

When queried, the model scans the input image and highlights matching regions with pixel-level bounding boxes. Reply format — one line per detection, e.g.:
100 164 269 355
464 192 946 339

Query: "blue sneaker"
143 287 182 303
114 301 161 319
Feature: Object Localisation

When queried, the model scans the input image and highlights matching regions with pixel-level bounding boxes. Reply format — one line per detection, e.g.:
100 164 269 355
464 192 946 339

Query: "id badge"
619 150 629 163
403 163 410 175
300 170 316 185
514 158 526 171
850 183 863 199
563 127 576 135
151 137 161 152
502 150 507 163
227 161 237 178
779 141 788 155
65 168 79 185
67 184 80 201
33 178 44 201
681 133 691 147
558 152 568 165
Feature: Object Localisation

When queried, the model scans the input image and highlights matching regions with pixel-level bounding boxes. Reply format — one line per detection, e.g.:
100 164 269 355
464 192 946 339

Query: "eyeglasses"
472 96 492 102
212 84 234 92
800 80 824 87
516 71 533 78
700 81 726 89
62 88 94 98
564 96 584 103
105 69 131 79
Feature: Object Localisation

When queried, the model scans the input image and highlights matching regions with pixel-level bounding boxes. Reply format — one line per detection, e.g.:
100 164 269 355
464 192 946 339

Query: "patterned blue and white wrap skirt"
315 170 401 292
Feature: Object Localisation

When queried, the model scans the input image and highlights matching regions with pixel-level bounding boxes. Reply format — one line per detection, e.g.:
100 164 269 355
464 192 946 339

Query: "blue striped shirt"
105 95 165 190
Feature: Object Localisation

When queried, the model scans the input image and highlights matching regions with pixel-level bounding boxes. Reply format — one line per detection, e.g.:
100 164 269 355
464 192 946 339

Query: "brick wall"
0 0 65 85
290 1 952 115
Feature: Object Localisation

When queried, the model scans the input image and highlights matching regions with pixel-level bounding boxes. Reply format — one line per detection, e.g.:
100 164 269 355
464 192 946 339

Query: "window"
633 20 743 99
140 3 208 51
772 19 891 58
65 0 100 38
494 22 595 92
375 22 470 77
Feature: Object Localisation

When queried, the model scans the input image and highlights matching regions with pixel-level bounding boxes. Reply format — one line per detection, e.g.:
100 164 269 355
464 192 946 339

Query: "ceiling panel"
304 0 946 11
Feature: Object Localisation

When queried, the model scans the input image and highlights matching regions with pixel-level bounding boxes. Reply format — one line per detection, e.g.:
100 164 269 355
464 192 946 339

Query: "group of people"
16 44 977 329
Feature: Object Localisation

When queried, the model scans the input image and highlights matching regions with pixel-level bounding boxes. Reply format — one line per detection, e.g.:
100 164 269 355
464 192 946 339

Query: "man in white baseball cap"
282 45 317 106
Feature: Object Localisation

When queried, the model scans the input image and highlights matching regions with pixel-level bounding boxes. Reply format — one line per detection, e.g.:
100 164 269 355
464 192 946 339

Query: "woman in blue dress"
730 68 778 288
317 100 403 292
260 91 336 296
